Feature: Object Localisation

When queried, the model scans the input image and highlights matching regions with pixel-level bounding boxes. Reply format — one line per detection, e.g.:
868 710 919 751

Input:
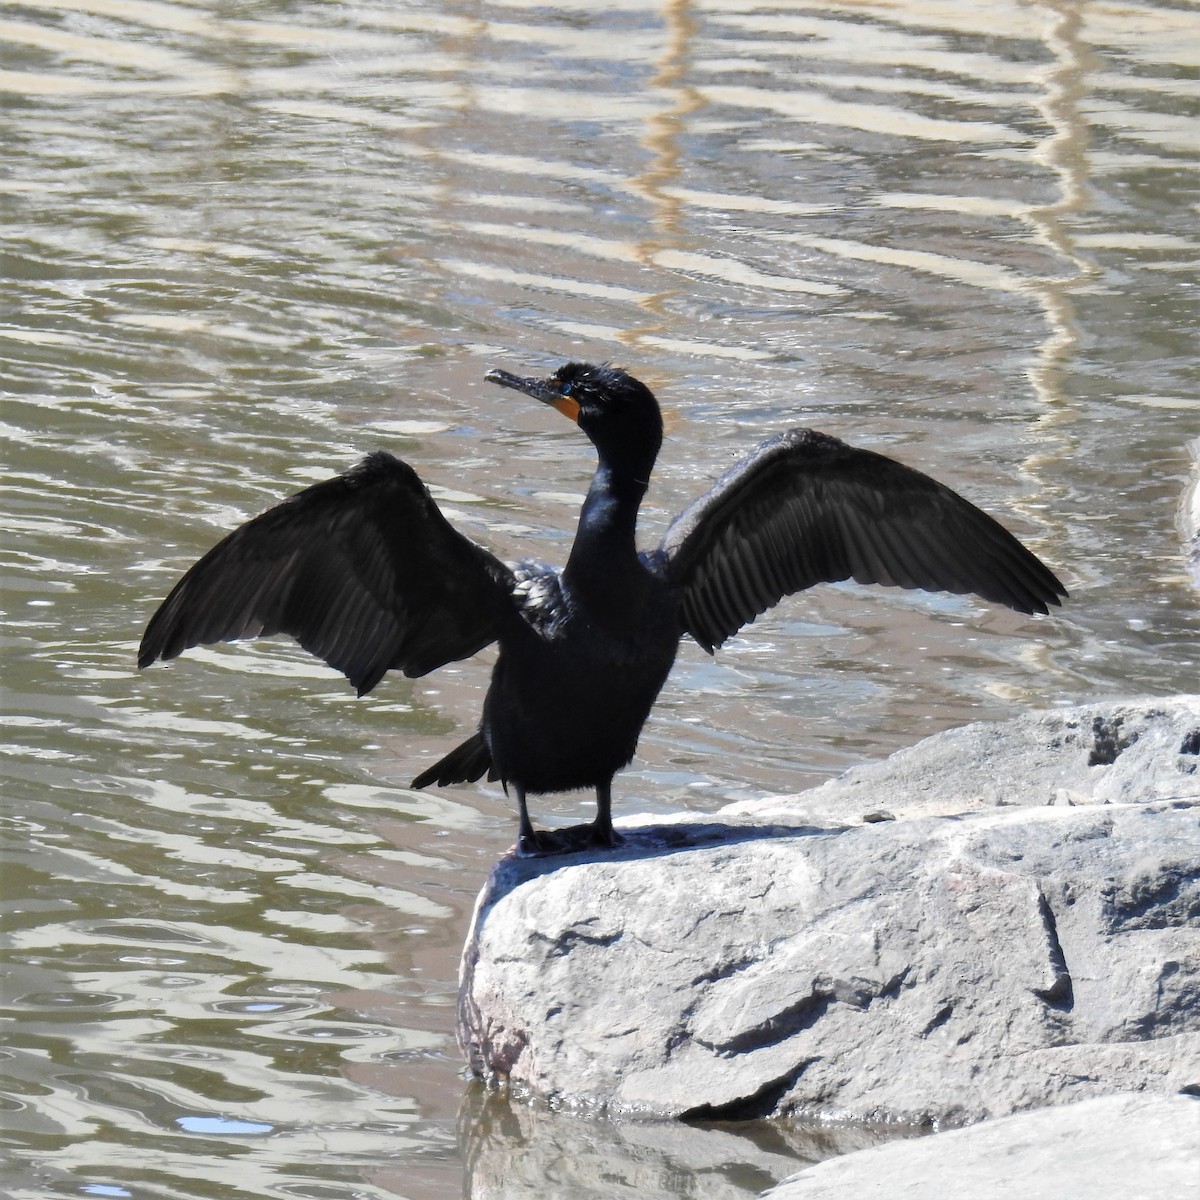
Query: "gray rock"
765 1093 1200 1200
1181 435 1200 590
723 694 1200 826
458 697 1200 1125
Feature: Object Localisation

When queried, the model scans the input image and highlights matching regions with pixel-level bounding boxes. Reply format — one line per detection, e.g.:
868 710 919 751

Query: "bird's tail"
411 730 495 789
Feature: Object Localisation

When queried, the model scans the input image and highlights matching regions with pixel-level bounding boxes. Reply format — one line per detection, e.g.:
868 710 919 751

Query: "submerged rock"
458 697 1200 1125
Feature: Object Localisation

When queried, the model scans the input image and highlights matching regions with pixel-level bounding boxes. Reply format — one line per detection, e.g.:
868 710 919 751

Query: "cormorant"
139 362 1066 853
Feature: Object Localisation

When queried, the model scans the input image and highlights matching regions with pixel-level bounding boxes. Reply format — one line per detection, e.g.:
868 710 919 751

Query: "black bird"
139 363 1066 853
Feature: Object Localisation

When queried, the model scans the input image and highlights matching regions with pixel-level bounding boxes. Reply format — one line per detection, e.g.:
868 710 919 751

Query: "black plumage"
139 362 1066 853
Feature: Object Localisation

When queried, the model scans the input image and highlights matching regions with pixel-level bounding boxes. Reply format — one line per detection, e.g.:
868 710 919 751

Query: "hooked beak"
485 368 581 423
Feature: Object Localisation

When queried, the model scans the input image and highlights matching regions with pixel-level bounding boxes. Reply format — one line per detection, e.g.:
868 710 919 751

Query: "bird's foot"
514 823 623 857
587 823 623 850
515 829 553 858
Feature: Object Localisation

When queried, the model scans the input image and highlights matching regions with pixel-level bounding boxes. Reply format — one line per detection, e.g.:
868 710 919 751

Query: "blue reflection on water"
176 1115 274 1136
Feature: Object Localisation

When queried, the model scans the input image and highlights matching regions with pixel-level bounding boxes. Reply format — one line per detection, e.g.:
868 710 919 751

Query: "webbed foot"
515 828 552 858
587 822 624 850
514 823 621 857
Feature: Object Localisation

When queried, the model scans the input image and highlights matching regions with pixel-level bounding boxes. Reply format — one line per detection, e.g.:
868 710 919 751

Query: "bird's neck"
564 464 647 590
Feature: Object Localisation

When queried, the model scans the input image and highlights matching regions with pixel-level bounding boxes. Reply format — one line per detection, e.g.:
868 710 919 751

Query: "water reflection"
458 1085 923 1200
4 0 1199 1196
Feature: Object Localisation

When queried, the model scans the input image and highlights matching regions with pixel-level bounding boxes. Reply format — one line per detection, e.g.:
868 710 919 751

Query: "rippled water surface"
4 1 1198 1196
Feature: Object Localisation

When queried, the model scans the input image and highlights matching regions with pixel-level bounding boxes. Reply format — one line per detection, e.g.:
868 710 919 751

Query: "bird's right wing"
139 451 516 695
656 429 1066 653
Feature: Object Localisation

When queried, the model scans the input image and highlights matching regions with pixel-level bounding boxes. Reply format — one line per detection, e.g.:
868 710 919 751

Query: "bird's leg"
514 785 544 857
589 778 622 849
513 782 622 856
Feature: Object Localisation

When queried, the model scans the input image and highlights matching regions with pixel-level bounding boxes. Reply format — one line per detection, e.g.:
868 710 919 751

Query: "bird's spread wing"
655 429 1067 652
138 451 516 694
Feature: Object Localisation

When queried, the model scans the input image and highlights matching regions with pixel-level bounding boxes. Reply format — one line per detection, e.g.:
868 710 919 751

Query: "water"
3 1 1198 1196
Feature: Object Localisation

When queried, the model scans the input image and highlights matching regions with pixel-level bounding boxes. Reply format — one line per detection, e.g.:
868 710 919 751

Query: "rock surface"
1183 435 1200 590
766 1093 1200 1200
723 693 1200 824
458 697 1200 1125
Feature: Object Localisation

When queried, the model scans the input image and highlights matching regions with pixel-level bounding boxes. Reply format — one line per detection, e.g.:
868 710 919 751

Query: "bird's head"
486 361 663 484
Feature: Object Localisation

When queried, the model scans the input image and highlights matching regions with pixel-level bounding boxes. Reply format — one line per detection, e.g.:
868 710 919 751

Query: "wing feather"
139 451 515 694
658 429 1066 651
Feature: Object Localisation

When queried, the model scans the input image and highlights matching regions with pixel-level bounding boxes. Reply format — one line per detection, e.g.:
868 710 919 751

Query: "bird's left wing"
139 451 516 694
654 429 1066 653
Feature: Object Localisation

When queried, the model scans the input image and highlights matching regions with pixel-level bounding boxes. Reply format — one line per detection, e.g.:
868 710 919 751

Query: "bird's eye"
559 382 573 397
